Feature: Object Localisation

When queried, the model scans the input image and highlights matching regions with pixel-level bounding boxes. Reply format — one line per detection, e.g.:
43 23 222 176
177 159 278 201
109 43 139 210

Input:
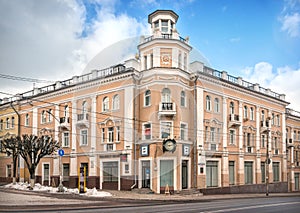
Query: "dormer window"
161 20 168 33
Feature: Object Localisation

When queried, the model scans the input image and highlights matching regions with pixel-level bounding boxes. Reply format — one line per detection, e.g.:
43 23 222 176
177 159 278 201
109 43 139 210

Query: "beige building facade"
1 10 300 193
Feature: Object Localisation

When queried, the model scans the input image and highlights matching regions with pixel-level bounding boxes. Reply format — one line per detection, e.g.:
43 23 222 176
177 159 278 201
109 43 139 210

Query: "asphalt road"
68 197 300 213
1 189 299 213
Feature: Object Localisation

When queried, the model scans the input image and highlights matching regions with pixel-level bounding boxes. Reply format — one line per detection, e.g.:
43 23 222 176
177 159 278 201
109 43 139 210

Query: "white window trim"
160 121 173 139
229 129 236 145
142 122 152 140
80 129 88 146
42 162 50 185
62 131 70 147
180 122 188 141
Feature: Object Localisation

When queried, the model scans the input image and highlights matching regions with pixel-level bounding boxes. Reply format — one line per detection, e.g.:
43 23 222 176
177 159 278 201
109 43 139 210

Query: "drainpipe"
131 71 142 190
193 74 199 189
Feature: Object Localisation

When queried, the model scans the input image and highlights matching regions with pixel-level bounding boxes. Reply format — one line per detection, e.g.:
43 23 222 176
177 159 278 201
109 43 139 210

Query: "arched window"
144 90 151 106
11 117 15 128
261 110 265 121
64 105 69 117
48 109 52 122
162 88 171 103
6 118 9 129
214 98 219 112
180 91 186 107
244 106 248 118
103 97 109 112
25 114 29 126
230 102 234 114
82 101 87 114
112 94 120 110
250 107 254 120
41 110 46 123
0 119 3 130
206 95 211 111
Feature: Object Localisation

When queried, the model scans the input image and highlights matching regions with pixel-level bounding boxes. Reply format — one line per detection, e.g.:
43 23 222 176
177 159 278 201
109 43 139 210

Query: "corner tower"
138 10 192 71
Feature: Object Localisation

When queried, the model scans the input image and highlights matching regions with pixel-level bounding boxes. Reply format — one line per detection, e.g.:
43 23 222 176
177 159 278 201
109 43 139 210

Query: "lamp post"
265 118 270 196
48 110 64 192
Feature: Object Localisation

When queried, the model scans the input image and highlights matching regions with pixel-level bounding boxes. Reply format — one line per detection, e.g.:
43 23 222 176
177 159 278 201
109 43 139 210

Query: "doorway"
182 160 188 189
142 161 150 188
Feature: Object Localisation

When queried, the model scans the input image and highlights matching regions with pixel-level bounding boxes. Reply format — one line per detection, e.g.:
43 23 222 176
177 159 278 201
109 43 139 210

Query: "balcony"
228 114 241 127
76 113 89 128
260 120 270 133
158 102 176 119
59 117 70 130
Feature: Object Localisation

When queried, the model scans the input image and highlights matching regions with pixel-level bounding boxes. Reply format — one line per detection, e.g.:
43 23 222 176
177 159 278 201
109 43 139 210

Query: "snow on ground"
1 182 112 197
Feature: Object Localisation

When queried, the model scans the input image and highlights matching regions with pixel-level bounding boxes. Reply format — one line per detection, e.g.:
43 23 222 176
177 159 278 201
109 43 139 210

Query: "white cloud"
229 37 240 43
280 13 300 37
242 62 300 110
242 62 275 87
0 0 150 98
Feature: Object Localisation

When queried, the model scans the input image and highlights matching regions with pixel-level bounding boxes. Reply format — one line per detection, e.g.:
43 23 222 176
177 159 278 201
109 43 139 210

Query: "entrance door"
182 160 188 189
142 161 150 188
295 173 299 191
160 160 174 188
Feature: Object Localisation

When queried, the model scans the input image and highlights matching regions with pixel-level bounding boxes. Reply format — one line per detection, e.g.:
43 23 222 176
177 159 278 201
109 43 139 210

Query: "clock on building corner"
163 139 176 153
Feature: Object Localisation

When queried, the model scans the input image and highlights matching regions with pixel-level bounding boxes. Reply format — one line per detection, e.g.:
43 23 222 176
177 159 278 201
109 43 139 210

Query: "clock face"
163 139 176 152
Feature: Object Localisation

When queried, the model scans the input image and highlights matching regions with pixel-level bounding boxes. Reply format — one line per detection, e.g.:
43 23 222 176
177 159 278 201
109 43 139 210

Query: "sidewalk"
105 189 300 201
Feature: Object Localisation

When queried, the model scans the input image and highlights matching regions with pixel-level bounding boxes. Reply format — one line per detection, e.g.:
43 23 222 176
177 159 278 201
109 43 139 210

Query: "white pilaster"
238 101 243 149
196 87 204 148
222 97 228 148
32 107 38 135
124 86 134 149
91 95 97 149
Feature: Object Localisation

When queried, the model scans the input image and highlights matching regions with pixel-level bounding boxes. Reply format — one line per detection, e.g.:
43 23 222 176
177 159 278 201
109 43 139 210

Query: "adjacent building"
1 10 299 193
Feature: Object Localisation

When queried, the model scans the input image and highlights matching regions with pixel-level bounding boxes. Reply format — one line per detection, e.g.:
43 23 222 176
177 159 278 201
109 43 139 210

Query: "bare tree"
18 134 59 188
0 135 19 183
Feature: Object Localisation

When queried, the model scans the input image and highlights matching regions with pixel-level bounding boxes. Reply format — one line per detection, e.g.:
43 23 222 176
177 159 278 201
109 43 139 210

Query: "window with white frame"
41 110 46 123
162 88 171 103
229 129 235 145
206 161 218 187
276 115 280 126
214 98 219 113
82 101 87 115
261 110 265 121
180 123 187 140
108 127 114 142
80 129 88 145
271 113 275 125
229 161 235 185
244 106 248 118
64 105 69 117
161 20 168 33
250 107 254 120
112 95 120 110
0 119 3 130
6 164 11 177
116 126 120 142
273 162 280 182
206 95 211 111
244 161 253 184
294 131 297 140
101 128 105 143
48 109 53 122
261 134 266 148
25 114 29 126
143 123 151 140
11 117 15 128
161 121 172 139
63 132 70 147
43 163 49 182
6 117 9 129
180 91 186 107
210 127 215 143
230 102 234 114
103 97 109 112
144 90 151 106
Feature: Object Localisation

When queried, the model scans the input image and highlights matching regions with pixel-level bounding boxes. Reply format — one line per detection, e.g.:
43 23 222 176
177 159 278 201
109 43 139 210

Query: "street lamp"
47 110 64 192
265 117 271 196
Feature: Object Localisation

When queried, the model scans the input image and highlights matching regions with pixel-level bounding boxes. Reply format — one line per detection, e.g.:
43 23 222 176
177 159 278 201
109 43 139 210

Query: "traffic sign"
58 149 64 156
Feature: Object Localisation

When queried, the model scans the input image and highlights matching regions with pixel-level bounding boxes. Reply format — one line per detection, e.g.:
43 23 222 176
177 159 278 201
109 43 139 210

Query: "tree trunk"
30 179 35 189
12 155 18 184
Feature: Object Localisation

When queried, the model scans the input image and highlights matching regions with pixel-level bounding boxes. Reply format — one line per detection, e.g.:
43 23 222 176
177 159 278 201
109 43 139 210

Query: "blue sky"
0 0 300 108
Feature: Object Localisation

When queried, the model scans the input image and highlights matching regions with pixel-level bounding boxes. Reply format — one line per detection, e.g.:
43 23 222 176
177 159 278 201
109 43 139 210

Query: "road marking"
201 201 300 213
